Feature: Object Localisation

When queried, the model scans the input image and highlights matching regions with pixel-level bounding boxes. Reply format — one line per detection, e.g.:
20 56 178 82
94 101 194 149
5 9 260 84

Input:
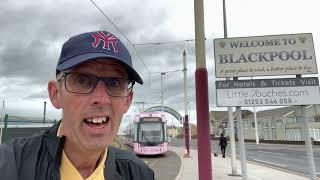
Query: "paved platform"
170 146 312 180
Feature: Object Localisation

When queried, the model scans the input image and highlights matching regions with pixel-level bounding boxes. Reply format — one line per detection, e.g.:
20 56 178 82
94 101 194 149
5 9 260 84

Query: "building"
167 125 179 138
210 110 252 138
171 123 197 139
210 105 320 141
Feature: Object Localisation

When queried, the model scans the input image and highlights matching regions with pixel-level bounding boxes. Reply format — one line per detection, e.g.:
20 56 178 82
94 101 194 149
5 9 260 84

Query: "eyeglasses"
57 72 134 97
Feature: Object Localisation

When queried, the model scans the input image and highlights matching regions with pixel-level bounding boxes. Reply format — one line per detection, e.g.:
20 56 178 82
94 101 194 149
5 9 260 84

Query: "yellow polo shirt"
57 124 107 180
60 150 107 180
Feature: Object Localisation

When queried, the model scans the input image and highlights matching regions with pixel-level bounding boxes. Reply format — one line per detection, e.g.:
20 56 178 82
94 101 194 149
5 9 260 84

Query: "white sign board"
216 77 320 106
214 33 317 77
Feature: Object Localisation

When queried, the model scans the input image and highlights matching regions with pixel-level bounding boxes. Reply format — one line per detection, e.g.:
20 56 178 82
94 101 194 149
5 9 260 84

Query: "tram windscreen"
138 121 164 145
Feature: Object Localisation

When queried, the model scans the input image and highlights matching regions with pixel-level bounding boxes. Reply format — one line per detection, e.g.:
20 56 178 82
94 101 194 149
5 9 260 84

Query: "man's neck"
63 142 105 178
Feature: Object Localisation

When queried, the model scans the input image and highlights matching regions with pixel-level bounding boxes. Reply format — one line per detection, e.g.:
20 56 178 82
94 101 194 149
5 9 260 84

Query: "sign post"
221 0 238 175
301 106 317 180
236 106 247 179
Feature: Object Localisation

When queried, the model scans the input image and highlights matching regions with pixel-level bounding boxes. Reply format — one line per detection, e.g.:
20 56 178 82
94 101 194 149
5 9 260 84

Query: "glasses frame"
57 71 135 97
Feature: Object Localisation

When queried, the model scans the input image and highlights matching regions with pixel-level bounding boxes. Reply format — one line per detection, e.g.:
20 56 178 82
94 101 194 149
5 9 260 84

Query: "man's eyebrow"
104 64 128 77
113 68 127 75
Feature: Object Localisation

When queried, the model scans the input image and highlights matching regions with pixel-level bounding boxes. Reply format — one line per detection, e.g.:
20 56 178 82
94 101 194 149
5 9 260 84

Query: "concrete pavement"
170 145 312 180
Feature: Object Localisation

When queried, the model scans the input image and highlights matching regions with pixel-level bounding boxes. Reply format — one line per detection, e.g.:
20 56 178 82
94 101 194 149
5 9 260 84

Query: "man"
219 133 227 158
0 31 155 179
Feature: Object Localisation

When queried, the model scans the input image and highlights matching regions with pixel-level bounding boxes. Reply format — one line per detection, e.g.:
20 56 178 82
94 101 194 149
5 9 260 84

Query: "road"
171 138 320 177
124 144 181 180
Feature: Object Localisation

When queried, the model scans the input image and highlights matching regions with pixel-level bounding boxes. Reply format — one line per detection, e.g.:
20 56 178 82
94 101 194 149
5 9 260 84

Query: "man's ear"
48 80 62 109
123 91 133 113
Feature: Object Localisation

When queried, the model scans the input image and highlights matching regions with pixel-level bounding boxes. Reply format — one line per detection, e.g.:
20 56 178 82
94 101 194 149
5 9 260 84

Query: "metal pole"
250 77 259 145
222 0 237 175
1 114 8 144
161 73 165 112
236 106 248 179
0 100 5 144
183 50 190 158
194 0 212 179
253 106 259 144
301 105 317 180
295 75 316 180
228 107 237 174
171 116 174 139
222 0 228 37
43 101 47 124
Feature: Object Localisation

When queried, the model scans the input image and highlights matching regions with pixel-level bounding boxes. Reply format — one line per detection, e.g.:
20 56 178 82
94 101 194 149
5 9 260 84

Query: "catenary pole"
161 73 165 112
222 0 237 175
183 50 190 158
194 0 212 179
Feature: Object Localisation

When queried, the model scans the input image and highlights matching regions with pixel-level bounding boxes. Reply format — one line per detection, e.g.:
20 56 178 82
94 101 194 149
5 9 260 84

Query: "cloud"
24 88 48 99
0 0 193 119
5 0 317 123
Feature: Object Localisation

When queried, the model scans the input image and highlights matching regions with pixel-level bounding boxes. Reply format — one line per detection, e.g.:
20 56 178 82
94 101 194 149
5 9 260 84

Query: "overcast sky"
1 0 320 126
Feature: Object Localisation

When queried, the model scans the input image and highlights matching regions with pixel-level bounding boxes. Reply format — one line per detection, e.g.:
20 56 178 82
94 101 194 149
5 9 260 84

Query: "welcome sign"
214 33 317 77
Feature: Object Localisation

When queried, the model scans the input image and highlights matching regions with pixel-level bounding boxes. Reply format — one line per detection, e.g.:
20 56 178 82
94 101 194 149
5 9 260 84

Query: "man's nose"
90 80 111 104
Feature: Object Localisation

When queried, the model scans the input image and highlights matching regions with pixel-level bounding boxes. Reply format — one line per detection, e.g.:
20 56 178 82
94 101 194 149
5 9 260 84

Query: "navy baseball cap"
56 31 143 84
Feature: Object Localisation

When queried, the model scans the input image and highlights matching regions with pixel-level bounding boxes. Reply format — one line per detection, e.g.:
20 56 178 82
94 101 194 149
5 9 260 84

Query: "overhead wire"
148 69 182 75
89 0 150 74
89 0 213 65
88 0 219 117
134 39 196 46
133 37 211 46
88 0 214 92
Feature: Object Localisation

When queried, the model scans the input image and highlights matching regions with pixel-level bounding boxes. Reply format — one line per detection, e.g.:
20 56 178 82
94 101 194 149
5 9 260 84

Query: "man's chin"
80 138 109 148
84 144 109 152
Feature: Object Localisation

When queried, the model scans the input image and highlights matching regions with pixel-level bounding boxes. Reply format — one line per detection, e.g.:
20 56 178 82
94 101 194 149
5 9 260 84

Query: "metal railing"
1 114 55 144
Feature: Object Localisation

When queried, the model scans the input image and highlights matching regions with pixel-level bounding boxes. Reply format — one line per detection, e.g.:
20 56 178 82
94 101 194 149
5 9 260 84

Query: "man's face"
48 59 133 152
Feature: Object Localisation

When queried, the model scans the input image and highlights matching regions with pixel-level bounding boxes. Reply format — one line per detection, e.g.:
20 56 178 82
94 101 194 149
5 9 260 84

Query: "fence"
0 114 55 144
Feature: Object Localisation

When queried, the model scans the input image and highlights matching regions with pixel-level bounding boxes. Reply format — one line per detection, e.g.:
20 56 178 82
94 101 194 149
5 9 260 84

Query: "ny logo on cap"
91 31 118 53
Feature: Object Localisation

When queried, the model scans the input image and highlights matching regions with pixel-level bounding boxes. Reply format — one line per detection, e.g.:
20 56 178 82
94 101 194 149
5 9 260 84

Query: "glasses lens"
65 72 97 94
63 72 133 97
104 77 131 97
